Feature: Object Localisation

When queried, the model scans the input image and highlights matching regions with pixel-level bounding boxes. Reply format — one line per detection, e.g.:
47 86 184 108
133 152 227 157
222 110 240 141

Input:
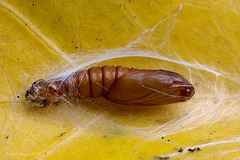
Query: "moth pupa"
25 66 195 107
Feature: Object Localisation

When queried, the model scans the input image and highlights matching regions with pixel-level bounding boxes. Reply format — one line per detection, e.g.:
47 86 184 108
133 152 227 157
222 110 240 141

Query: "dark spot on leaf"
178 148 184 152
58 132 66 137
154 156 169 160
188 148 195 152
188 147 201 152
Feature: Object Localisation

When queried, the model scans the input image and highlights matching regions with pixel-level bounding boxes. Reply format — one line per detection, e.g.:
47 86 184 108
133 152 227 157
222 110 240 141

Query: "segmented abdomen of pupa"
58 66 131 99
44 66 133 102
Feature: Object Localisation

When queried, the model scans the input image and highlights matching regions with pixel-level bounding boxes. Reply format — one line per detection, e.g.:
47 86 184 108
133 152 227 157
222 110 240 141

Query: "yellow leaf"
0 0 239 159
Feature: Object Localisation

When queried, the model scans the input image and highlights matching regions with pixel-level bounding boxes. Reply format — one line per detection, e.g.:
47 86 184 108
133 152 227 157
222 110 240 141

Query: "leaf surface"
0 0 239 159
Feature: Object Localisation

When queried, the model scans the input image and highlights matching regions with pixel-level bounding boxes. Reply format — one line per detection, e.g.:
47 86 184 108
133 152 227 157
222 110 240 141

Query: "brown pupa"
25 66 195 107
